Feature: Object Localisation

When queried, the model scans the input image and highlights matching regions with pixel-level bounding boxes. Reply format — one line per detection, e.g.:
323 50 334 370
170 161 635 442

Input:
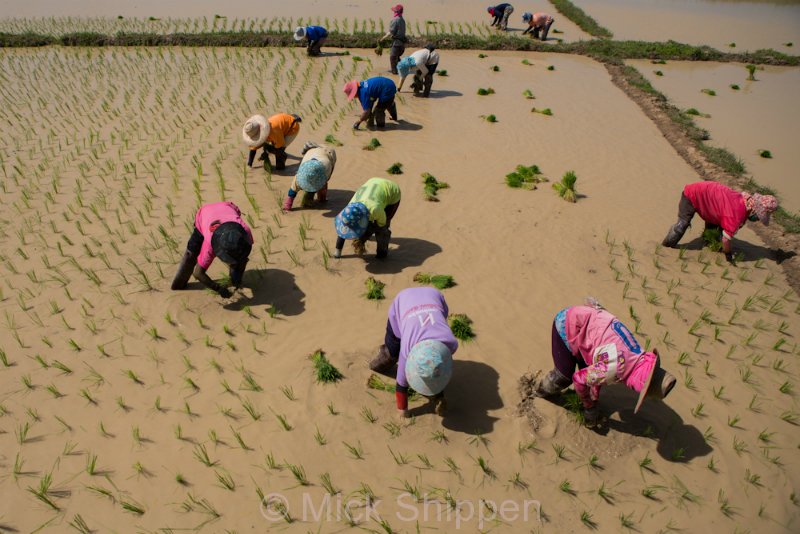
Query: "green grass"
310 349 343 383
550 0 613 38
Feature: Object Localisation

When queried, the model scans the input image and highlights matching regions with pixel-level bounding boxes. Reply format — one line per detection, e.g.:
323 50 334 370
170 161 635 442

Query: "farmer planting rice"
370 287 458 418
379 4 407 74
531 300 676 429
171 201 253 299
522 12 555 40
396 44 440 97
293 25 328 56
244 112 302 170
282 141 337 212
487 3 514 31
334 177 401 259
662 181 778 263
343 76 398 129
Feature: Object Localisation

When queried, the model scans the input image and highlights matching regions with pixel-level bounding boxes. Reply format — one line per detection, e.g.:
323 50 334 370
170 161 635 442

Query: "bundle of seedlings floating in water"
367 373 419 400
701 88 716 96
505 164 547 190
422 172 449 201
365 277 386 300
746 64 758 81
363 138 381 151
436 69 448 76
491 65 500 72
553 170 578 202
413 272 456 290
685 108 710 118
522 89 535 99
531 107 553 116
521 59 532 66
759 149 772 158
477 87 495 96
387 162 403 175
730 84 740 90
449 313 475 341
310 349 343 383
481 114 497 123
547 65 555 71
324 134 343 146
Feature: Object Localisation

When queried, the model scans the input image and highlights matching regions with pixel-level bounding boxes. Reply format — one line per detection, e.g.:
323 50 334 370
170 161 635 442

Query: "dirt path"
605 63 800 295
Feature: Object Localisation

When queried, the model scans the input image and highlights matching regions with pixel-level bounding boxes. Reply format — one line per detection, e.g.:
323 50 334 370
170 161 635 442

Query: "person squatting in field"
370 287 459 418
487 3 514 31
243 112 302 170
531 299 676 428
662 181 778 264
522 12 554 40
334 177 401 259
171 201 253 299
343 76 399 129
293 25 328 56
396 44 440 97
282 141 337 212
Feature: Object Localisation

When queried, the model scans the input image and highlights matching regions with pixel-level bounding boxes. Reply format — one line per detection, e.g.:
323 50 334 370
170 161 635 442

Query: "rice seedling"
733 436 748 455
343 441 364 459
274 412 292 431
310 349 343 383
365 276 386 300
285 463 310 486
388 446 410 465
553 170 578 202
280 385 296 401
26 471 61 511
363 138 381 151
449 313 475 341
476 456 495 478
327 402 338 415
505 163 546 189
193 444 216 467
477 87 495 95
779 380 793 394
421 172 450 201
361 406 378 424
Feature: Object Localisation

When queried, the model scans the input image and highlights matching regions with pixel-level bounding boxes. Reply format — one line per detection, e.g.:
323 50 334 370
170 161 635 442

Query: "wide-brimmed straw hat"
342 80 359 101
334 202 369 239
632 350 676 413
293 27 306 41
296 159 328 193
242 114 269 147
211 222 252 266
405 340 453 397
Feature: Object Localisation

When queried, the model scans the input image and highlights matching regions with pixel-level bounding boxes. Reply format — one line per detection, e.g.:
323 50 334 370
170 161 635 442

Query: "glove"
725 252 735 265
218 287 232 299
584 406 600 428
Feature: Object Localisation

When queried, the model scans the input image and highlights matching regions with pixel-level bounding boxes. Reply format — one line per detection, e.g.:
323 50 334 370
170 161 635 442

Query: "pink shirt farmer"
195 202 254 269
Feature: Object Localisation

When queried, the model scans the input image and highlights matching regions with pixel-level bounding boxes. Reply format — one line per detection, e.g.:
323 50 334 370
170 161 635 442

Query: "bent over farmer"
662 181 778 263
343 76 398 129
397 44 440 97
294 25 328 56
370 287 458 418
244 112 302 170
171 201 253 299
282 141 337 212
522 12 554 40
532 300 676 428
487 3 514 30
334 177 401 259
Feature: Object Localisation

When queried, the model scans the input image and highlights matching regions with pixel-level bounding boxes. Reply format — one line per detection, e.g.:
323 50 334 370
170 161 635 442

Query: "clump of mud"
517 371 545 431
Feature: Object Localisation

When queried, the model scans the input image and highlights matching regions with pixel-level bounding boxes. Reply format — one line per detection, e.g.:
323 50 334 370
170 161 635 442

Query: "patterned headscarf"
742 192 778 225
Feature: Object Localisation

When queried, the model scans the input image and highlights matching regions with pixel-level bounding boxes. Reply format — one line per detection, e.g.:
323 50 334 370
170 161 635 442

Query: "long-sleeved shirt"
683 181 747 242
388 15 406 46
267 113 301 149
357 77 397 111
350 177 402 227
305 26 328 41
559 306 654 409
408 49 440 75
194 202 254 269
389 287 459 408
490 3 511 24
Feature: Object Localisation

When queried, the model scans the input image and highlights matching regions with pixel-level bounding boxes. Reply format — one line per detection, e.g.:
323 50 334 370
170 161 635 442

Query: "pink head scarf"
392 4 403 16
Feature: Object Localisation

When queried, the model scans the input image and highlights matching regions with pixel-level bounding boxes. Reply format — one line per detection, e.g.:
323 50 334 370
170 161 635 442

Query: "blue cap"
334 202 369 239
522 12 532 22
296 159 327 192
405 340 453 396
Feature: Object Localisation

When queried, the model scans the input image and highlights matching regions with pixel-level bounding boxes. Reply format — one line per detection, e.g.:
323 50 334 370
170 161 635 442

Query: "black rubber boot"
275 148 287 170
369 345 397 377
171 250 197 290
533 368 572 397
662 220 689 248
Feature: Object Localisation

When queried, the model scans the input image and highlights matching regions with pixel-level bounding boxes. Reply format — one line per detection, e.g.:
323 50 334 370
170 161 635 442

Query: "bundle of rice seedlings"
387 162 403 175
553 171 578 202
367 373 419 400
491 65 500 72
522 89 535 99
482 114 497 123
701 88 716 96
477 88 495 96
746 64 757 80
422 172 449 201
478 53 488 58
505 164 547 190
374 42 384 56
310 349 343 383
413 272 456 290
449 314 475 341
759 149 772 158
363 138 381 151
436 70 448 76
531 107 553 116
365 277 386 300
702 228 723 252
324 134 343 146
547 65 555 71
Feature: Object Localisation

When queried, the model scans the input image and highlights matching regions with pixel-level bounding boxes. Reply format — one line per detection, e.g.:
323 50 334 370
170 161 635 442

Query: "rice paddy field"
0 2 799 533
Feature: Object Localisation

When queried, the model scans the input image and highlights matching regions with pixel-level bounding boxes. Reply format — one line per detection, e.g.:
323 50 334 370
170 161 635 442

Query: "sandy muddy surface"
0 47 798 532
627 59 800 214
578 0 800 51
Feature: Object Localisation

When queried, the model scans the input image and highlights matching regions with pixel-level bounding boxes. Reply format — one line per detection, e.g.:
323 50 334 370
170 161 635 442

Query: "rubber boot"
300 191 315 208
366 111 375 128
315 184 328 203
282 195 294 212
369 345 397 377
533 368 572 398
433 393 447 416
374 107 386 128
662 220 689 248
171 250 197 290
275 148 287 170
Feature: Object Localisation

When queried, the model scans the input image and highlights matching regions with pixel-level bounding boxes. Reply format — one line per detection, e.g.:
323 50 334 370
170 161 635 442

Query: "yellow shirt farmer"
334 178 402 259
